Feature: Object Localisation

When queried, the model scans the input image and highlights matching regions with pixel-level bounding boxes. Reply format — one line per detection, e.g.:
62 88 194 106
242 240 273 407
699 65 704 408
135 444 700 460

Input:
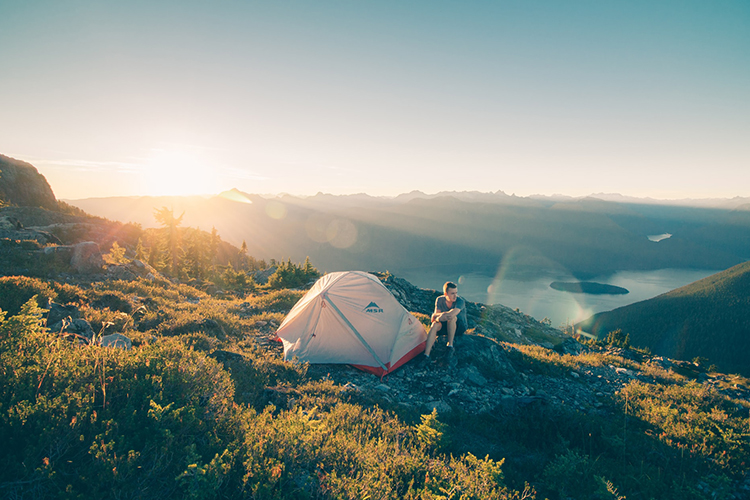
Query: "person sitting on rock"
420 281 467 366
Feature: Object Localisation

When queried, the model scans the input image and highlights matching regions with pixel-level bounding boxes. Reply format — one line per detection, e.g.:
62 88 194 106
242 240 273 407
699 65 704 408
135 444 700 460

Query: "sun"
140 149 219 196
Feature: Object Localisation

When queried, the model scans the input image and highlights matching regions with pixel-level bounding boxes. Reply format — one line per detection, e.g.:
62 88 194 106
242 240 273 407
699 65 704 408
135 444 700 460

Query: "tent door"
323 294 388 373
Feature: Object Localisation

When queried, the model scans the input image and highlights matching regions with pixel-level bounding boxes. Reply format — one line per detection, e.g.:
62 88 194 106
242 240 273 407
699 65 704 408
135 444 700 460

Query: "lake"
397 267 719 329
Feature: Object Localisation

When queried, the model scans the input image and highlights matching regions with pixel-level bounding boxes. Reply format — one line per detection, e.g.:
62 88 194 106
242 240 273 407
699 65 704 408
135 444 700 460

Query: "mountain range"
68 188 750 279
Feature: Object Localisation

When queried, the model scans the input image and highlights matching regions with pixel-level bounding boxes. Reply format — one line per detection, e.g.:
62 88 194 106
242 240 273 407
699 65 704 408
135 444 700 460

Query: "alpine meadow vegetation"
0 207 748 499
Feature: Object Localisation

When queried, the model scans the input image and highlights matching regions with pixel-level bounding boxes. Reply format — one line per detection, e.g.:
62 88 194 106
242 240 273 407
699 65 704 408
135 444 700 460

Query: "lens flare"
327 219 357 249
265 201 287 219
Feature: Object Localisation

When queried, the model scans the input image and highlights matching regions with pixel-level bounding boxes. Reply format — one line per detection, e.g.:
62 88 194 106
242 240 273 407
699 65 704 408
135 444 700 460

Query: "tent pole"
323 294 388 373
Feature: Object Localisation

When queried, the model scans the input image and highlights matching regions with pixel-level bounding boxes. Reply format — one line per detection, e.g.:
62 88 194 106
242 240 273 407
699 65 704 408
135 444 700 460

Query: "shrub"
245 289 305 313
618 380 750 476
0 302 238 499
415 409 449 451
0 276 55 315
267 258 319 290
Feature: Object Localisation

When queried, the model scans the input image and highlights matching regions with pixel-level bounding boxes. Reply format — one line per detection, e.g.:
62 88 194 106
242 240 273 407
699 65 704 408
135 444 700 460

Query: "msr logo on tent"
363 301 383 313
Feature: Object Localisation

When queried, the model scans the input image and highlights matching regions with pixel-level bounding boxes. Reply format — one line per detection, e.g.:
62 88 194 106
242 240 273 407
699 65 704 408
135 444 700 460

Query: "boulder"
99 333 132 350
46 302 81 331
462 365 488 387
253 266 277 285
50 318 96 343
423 400 452 415
70 242 104 273
0 215 22 230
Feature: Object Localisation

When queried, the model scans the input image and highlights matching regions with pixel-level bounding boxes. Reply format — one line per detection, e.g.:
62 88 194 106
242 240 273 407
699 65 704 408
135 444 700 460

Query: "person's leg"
446 316 456 347
424 321 442 356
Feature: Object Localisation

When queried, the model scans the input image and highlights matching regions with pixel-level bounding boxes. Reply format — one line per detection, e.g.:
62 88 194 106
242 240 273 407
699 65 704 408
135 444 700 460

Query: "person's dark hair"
443 281 457 294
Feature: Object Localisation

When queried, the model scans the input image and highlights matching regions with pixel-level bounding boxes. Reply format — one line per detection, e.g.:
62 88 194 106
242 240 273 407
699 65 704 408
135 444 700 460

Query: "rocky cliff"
0 154 58 209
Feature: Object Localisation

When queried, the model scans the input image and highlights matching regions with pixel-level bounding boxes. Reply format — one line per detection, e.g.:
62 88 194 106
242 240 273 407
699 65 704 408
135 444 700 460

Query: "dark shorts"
438 320 466 337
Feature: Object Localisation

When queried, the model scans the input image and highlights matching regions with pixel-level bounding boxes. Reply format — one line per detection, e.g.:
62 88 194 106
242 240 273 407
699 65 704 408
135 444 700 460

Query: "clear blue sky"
1 0 748 199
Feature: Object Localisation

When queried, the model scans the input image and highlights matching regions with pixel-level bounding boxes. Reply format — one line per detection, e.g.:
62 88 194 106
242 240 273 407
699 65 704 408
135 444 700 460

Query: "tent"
276 271 427 376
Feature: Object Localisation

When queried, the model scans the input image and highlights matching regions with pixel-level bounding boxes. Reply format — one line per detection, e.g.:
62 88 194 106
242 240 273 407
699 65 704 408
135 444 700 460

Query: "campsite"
3 1 750 497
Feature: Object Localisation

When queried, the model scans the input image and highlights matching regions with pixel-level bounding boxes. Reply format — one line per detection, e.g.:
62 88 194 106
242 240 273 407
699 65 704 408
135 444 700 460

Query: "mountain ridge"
576 260 750 376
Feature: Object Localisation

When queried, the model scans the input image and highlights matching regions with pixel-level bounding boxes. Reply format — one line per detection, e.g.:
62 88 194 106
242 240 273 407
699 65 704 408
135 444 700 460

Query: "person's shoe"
417 354 432 370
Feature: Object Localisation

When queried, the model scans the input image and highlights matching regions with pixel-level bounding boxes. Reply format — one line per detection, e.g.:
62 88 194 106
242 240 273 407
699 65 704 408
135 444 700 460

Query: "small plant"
605 329 630 348
416 408 449 451
104 241 128 264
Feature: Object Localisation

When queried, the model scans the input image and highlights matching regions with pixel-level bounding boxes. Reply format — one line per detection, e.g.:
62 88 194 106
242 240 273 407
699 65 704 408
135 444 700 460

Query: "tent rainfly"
276 271 427 376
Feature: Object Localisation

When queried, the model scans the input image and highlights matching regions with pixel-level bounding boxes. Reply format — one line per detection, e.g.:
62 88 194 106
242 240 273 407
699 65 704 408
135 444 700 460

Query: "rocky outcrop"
46 303 96 342
41 241 104 274
375 271 565 346
106 259 162 281
0 154 57 209
0 214 62 246
70 242 104 273
99 333 132 350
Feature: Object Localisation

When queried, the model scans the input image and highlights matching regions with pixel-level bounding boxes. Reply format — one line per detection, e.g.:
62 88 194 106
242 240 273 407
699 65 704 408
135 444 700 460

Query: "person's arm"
436 297 463 321
437 306 461 321
431 297 442 323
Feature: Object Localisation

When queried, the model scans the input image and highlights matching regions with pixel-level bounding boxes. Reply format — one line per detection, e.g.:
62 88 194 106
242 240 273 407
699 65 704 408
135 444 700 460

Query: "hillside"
576 261 750 376
2 263 750 498
1 158 749 498
68 189 750 278
0 154 58 210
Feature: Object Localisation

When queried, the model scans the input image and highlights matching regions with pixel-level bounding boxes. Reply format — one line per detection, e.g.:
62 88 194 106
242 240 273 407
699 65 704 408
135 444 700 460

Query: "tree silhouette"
153 207 184 276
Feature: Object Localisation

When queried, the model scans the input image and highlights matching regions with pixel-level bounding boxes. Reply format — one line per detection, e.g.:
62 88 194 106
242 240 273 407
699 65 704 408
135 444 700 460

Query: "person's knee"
447 316 457 325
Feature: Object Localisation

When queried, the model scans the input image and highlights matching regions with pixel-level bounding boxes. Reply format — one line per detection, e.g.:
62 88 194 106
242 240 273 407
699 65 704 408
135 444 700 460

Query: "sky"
1 0 748 200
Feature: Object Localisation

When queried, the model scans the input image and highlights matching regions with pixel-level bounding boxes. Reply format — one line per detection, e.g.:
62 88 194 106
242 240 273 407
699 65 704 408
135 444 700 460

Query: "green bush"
0 301 237 499
0 276 55 315
267 258 320 290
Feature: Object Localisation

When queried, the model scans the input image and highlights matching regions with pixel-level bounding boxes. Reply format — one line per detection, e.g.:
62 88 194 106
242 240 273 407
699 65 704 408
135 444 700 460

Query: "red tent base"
350 341 426 378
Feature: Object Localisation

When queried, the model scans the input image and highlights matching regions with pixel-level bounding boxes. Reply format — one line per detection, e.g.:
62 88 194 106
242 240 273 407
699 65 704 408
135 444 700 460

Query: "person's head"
443 281 458 301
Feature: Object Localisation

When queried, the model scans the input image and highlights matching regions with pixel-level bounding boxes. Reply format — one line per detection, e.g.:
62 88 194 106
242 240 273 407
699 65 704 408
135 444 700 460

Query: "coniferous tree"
107 241 127 264
134 237 149 262
153 207 184 277
210 227 219 262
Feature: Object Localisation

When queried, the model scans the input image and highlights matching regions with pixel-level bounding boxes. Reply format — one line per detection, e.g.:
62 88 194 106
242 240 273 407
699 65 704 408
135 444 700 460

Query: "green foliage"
217 265 257 295
0 294 530 499
104 241 128 265
244 289 305 312
267 257 320 289
605 329 630 348
416 409 449 451
134 236 148 261
3 254 749 499
0 301 236 499
0 276 55 315
618 380 750 476
541 449 597 498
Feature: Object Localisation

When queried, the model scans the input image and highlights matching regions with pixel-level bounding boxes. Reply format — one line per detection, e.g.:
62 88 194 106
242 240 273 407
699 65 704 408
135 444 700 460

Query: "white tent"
276 271 427 376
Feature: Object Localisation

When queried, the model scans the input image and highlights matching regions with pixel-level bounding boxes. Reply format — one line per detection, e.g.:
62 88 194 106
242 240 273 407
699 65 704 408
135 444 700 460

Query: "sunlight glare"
141 149 219 196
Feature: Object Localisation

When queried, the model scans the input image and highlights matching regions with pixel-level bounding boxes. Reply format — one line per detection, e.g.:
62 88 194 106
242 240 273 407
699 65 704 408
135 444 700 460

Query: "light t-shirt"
434 295 467 329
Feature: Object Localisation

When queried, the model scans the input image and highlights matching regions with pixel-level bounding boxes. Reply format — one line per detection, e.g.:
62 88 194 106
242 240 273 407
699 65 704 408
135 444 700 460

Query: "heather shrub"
87 288 134 313
0 301 238 499
245 289 305 312
0 275 55 314
618 380 750 475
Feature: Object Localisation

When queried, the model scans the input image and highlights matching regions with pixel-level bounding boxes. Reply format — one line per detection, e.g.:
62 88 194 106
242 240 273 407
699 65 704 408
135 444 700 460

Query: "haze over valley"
69 189 750 325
